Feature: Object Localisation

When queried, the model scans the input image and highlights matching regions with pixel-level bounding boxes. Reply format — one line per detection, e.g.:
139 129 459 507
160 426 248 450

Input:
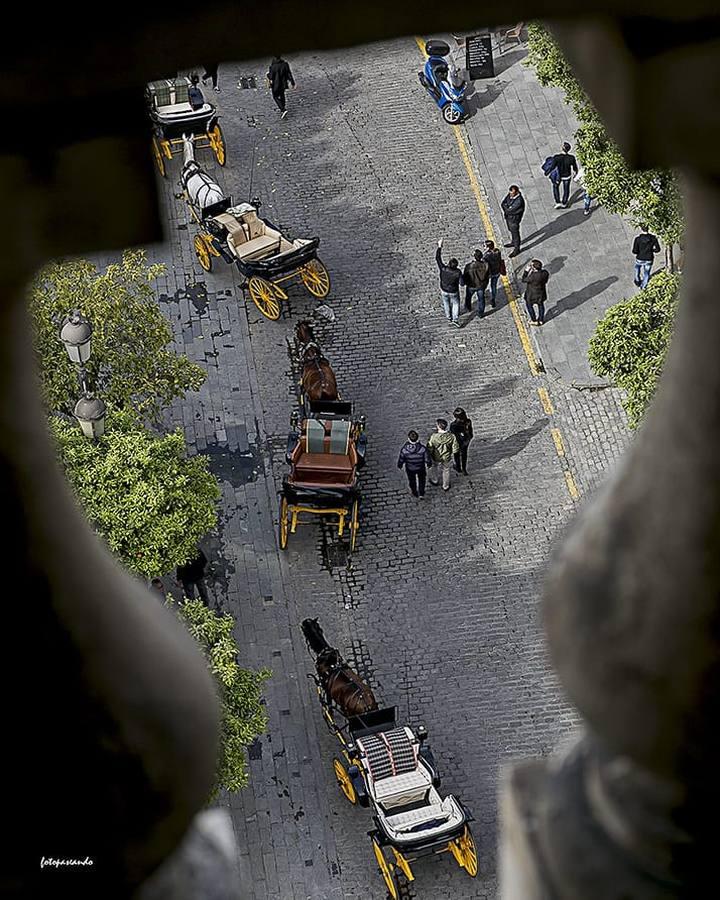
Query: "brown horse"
301 618 378 718
294 321 339 403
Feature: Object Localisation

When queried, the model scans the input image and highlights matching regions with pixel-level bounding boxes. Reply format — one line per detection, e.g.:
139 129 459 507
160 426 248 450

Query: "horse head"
295 320 316 346
315 647 342 679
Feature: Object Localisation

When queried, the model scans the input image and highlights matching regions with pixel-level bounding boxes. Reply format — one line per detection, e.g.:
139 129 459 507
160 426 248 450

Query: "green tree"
51 410 219 578
170 598 270 796
525 24 683 247
588 271 680 427
30 251 206 421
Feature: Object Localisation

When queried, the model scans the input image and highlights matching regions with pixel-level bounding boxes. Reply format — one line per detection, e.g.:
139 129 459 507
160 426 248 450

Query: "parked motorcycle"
417 39 467 124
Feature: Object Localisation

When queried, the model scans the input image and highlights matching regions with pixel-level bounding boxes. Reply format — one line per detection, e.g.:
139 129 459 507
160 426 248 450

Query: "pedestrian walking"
501 185 525 257
574 164 593 215
428 419 460 492
177 548 209 603
188 74 205 111
450 408 474 475
436 238 463 327
397 430 432 498
482 240 505 308
267 55 296 119
463 250 490 317
522 259 550 326
632 224 661 289
550 142 579 208
201 63 220 92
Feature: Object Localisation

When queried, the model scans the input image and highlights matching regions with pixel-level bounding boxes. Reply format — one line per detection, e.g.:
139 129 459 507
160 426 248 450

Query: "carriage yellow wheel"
248 277 281 320
333 758 357 805
300 259 331 298
278 496 289 550
456 826 479 877
349 499 360 552
152 137 166 177
209 123 227 166
372 838 400 900
194 235 212 272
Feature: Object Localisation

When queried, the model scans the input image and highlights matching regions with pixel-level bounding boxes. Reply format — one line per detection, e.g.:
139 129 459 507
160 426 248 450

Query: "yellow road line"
551 427 565 457
564 471 580 501
537 387 554 415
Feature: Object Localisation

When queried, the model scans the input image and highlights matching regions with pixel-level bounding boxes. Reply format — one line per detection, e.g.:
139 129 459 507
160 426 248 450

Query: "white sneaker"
214 86 220 93
281 109 288 119
554 203 563 209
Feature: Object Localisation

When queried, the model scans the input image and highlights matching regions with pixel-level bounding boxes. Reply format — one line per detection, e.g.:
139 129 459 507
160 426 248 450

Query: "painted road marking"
538 387 554 416
551 428 565 457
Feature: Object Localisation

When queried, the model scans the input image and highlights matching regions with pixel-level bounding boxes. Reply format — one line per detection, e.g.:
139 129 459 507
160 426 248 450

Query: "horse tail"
301 618 331 656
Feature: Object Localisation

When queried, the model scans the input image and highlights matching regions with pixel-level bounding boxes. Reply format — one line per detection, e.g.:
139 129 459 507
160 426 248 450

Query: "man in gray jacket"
427 419 460 492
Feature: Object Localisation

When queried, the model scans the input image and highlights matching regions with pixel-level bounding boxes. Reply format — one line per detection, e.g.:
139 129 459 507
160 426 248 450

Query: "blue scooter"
418 39 467 124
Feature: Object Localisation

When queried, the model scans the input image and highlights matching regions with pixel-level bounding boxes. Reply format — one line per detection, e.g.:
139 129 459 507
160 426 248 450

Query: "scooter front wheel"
442 104 464 124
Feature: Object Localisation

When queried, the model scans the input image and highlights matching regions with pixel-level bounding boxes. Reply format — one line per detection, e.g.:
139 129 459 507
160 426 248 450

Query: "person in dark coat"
522 259 550 326
267 55 296 118
501 185 525 257
450 408 474 475
482 240 503 308
188 74 205 111
463 250 490 316
397 430 432 498
632 224 661 289
201 63 220 92
436 238 463 326
551 142 579 208
177 548 209 603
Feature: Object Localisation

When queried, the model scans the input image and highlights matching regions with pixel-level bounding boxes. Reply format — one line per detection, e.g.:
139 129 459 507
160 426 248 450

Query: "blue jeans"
525 298 545 324
441 291 460 322
583 191 592 211
489 274 499 304
465 286 486 315
634 259 652 289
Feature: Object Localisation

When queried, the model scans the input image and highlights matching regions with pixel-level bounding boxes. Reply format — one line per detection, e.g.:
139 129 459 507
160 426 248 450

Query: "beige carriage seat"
383 795 466 842
356 727 430 808
232 210 284 261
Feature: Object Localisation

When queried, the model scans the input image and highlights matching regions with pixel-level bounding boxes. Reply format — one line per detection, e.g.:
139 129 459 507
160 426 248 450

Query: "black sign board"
466 33 494 80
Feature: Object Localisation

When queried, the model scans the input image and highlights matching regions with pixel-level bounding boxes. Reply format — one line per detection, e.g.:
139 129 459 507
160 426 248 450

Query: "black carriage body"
235 236 321 279
281 478 360 507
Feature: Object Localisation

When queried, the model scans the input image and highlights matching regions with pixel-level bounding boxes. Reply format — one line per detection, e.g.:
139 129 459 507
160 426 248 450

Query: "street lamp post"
59 309 106 440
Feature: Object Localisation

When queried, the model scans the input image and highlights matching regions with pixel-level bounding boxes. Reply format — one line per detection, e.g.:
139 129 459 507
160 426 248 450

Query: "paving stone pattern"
135 38 639 899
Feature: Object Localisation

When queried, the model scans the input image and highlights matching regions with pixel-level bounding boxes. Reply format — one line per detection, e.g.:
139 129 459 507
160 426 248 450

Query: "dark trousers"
406 469 427 497
202 64 219 88
525 298 546 324
272 89 286 111
453 446 468 473
552 178 571 205
507 221 521 252
181 578 209 604
465 286 487 315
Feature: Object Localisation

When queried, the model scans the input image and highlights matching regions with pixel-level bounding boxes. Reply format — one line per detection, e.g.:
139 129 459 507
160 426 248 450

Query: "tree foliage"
170 598 270 796
30 251 206 421
525 24 683 245
588 271 680 427
51 410 219 578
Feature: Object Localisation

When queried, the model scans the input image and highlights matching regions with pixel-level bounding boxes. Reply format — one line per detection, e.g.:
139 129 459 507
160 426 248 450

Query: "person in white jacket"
574 165 593 216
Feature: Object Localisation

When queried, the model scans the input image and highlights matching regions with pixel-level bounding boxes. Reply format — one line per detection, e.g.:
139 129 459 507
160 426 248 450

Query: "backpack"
542 156 560 183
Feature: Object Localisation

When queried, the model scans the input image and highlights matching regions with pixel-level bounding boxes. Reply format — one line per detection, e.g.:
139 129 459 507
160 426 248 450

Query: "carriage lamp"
60 310 93 365
416 725 428 744
359 415 366 431
290 410 300 430
74 394 107 441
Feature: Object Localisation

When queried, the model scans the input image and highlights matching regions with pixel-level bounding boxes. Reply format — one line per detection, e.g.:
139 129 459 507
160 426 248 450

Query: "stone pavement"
135 36 638 899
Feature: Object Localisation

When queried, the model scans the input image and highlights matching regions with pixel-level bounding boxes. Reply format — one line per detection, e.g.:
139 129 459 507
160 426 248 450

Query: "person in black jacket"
501 185 525 257
188 74 205 111
201 63 220 92
463 250 490 316
522 259 550 326
551 142 579 208
450 408 474 475
632 225 661 289
397 430 432 498
267 55 296 118
483 240 503 308
436 238 463 326
177 548 209 603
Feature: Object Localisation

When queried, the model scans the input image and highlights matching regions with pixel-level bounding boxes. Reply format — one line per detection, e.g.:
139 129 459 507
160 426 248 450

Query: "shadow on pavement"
476 418 548 468
546 276 619 321
522 208 589 252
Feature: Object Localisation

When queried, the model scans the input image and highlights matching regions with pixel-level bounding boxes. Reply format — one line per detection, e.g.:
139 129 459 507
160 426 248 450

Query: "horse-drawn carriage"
301 619 479 899
278 400 366 551
146 76 226 176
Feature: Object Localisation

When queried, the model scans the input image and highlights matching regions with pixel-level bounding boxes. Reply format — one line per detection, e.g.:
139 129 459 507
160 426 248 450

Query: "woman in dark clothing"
521 259 550 326
397 430 432 498
450 408 474 475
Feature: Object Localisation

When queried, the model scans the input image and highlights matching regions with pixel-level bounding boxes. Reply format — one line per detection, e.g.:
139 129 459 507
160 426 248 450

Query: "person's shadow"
521 209 587 252
545 276 618 322
476 418 548 468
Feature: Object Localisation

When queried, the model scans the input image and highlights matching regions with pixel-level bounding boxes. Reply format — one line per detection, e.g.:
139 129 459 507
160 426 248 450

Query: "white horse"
180 134 225 212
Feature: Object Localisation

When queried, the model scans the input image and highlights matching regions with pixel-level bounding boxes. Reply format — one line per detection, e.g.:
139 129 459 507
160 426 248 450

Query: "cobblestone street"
142 38 633 899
